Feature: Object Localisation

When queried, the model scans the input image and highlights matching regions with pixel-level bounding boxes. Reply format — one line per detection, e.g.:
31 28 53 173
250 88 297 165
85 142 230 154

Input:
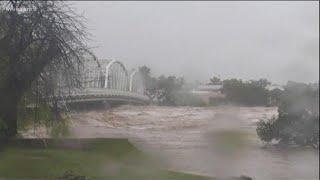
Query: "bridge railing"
55 88 149 102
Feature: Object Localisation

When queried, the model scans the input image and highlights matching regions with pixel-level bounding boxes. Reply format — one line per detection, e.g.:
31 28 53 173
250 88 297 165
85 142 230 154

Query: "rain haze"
1 1 319 180
73 1 319 84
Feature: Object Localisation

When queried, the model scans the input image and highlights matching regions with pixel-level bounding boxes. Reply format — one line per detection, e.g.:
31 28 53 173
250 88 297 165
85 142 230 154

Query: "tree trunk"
0 91 19 139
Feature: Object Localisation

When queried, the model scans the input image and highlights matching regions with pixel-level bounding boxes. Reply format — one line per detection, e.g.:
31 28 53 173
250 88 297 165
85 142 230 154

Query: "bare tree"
0 1 93 138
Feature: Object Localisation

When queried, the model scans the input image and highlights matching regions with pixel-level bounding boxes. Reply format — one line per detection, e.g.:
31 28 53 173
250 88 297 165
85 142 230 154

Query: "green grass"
0 138 211 180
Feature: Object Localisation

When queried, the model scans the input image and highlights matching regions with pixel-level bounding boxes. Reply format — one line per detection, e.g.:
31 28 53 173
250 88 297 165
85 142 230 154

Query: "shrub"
256 81 319 147
256 118 275 143
17 100 70 138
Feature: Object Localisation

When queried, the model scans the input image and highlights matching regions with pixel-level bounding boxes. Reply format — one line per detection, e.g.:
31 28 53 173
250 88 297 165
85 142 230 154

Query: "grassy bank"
0 138 211 180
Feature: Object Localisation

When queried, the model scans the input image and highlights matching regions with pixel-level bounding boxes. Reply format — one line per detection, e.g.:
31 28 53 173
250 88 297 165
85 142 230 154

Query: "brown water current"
69 105 319 180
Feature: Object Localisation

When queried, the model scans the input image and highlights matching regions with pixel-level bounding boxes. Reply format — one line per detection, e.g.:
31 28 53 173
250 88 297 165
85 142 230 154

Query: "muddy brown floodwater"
69 105 319 180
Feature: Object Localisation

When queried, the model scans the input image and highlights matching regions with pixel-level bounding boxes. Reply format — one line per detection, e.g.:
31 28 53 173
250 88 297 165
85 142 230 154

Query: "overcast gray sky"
73 1 319 84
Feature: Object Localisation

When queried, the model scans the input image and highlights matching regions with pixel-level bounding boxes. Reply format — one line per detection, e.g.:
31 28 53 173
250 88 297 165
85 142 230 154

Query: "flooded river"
69 105 319 180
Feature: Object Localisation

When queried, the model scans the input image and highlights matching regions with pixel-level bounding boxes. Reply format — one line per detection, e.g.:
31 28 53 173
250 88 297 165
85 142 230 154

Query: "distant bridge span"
57 59 149 105
59 89 149 104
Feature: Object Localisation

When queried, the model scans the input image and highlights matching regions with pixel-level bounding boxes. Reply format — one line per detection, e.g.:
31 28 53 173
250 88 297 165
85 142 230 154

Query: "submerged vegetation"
257 81 319 148
0 91 70 139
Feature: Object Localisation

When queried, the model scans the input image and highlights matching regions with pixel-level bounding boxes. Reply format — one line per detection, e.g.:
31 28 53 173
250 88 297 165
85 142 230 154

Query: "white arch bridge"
57 59 149 105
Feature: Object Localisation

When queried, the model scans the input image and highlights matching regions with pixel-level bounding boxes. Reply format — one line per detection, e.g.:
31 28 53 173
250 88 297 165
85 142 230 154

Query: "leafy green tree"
257 81 319 147
268 88 283 106
208 76 222 85
0 1 91 138
221 79 269 106
250 78 270 88
139 66 205 106
139 66 157 101
156 76 184 105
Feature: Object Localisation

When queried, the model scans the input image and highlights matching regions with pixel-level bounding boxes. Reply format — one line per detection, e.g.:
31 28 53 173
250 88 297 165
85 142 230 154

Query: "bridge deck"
57 88 149 104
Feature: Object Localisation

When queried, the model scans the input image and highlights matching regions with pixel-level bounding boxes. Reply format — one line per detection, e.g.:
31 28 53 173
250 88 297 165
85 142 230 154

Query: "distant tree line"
221 78 271 106
204 76 281 106
209 76 319 147
139 69 283 107
139 66 206 106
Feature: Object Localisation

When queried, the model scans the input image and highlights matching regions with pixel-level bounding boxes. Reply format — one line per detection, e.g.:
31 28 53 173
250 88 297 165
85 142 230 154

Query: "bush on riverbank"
257 81 319 147
16 98 69 138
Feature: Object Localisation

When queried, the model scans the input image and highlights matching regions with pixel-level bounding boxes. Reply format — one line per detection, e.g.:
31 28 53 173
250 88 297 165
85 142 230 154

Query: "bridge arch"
104 60 129 91
129 70 145 94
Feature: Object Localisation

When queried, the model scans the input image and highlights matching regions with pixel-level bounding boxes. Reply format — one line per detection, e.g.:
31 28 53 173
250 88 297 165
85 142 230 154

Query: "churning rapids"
68 105 318 180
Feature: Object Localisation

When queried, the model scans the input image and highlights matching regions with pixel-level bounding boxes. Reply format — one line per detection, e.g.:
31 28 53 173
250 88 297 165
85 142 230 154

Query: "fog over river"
69 105 319 180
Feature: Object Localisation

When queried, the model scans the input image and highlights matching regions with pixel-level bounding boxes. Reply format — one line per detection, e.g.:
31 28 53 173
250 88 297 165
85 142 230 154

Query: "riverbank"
67 105 318 180
0 138 211 180
14 105 319 179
